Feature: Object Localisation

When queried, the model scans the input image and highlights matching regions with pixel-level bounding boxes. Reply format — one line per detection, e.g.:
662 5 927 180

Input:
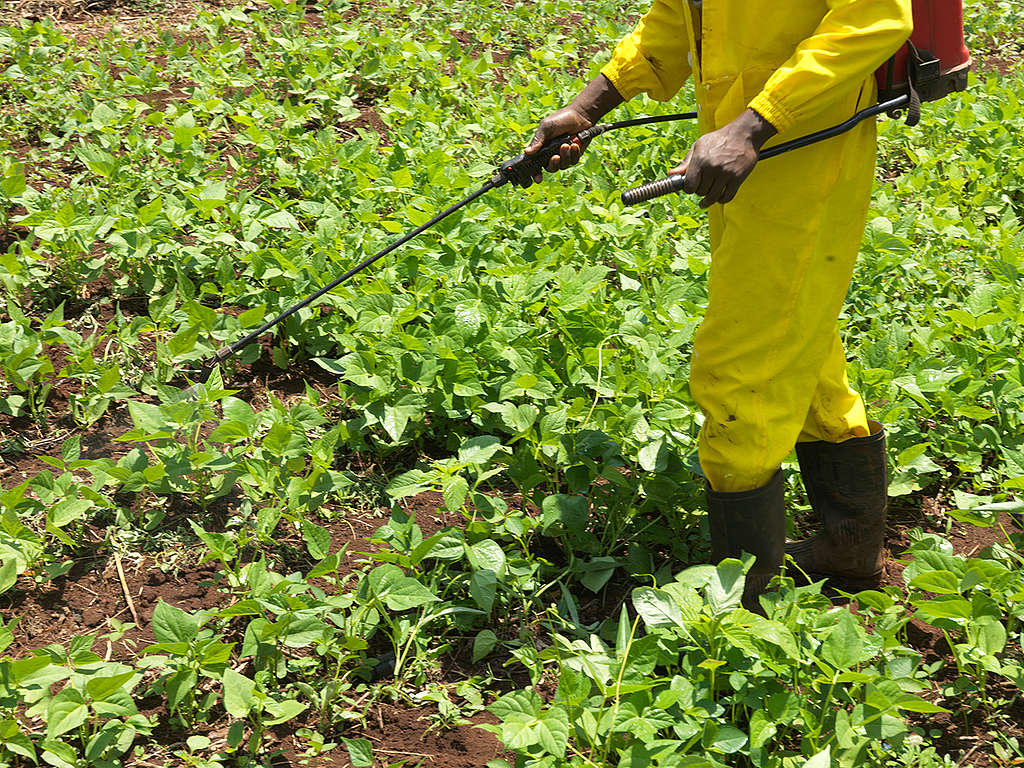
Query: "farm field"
1 0 1023 766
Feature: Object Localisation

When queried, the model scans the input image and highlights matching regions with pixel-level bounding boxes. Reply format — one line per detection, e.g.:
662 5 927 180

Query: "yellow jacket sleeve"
748 0 913 133
600 0 692 102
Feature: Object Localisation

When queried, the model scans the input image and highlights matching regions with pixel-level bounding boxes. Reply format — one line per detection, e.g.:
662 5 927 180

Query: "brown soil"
274 708 509 768
0 552 223 660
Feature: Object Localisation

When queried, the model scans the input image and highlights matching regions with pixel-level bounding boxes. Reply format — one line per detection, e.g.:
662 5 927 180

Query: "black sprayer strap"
621 94 911 205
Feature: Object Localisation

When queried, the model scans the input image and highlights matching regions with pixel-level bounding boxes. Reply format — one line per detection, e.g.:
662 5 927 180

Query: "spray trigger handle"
494 133 575 187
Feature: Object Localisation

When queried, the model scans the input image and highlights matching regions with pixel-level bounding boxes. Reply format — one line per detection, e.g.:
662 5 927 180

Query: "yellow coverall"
601 0 913 492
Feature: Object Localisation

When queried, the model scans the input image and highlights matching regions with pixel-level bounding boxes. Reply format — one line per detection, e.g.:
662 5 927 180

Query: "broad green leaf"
822 610 867 669
468 539 506 576
442 475 469 511
469 570 498 612
578 556 617 593
706 558 744 615
366 564 439 611
458 435 503 465
385 469 433 500
909 569 961 595
540 494 588 536
46 689 89 738
262 210 299 229
166 668 198 714
263 698 306 725
802 747 831 768
301 519 331 560
222 668 255 718
632 587 682 629
473 629 498 662
343 737 373 767
712 724 748 754
86 671 135 701
913 597 972 623
151 600 199 644
49 498 93 528
90 102 117 128
0 559 18 595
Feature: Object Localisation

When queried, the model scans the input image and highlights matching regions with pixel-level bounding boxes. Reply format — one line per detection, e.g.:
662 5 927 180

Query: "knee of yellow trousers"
796 341 871 444
797 393 870 444
698 425 783 493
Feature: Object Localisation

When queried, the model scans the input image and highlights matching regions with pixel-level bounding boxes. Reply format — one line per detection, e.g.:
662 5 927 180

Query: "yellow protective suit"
601 0 912 492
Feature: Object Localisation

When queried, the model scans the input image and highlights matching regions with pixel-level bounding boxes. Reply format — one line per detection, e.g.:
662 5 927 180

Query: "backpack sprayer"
181 0 970 394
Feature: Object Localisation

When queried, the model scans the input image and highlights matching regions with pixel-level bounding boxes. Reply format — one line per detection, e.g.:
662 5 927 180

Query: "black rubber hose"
620 95 912 205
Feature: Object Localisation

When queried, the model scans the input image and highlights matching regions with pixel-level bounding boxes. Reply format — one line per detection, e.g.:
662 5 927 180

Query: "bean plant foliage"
0 0 1022 765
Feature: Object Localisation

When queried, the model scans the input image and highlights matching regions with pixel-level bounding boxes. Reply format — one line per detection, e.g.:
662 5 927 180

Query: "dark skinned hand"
518 74 624 188
520 107 594 188
672 108 777 208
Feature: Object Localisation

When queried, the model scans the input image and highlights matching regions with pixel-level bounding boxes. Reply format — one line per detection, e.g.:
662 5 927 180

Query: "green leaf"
540 494 588 536
914 597 972 623
385 469 433 500
706 558 745 615
473 629 498 662
458 435 503 465
343 737 373 767
442 475 469 510
909 569 961 595
578 556 617 593
40 738 78 768
469 569 498 612
166 668 198 714
151 600 199 644
632 587 683 629
127 401 167 434
712 724 748 754
468 539 506 576
0 559 19 595
46 689 89 738
0 719 35 761
222 668 255 718
535 707 570 757
301 519 331 560
1 163 26 198
263 698 306 725
802 747 831 768
196 181 227 216
262 210 299 229
86 671 135 701
49 498 93 527
91 102 117 128
366 564 439 611
822 610 867 669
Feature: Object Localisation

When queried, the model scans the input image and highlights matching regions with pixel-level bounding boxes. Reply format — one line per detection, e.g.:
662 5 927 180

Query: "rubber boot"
787 420 888 591
706 469 786 613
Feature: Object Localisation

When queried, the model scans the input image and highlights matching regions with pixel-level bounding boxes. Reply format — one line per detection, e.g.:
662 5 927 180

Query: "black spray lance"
181 95 909 395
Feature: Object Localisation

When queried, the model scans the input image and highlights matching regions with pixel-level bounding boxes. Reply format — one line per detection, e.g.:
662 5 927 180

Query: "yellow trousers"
692 86 875 492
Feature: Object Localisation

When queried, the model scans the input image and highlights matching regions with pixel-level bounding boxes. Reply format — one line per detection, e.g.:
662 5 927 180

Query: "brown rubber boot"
787 420 888 591
706 469 786 612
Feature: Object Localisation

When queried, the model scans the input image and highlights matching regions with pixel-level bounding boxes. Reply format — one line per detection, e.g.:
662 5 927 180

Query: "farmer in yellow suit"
524 0 913 607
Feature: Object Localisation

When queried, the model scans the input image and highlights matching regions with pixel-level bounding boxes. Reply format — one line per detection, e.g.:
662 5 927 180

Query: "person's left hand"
671 108 777 208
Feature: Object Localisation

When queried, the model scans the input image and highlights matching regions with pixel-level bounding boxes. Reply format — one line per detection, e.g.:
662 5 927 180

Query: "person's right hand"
518 106 595 188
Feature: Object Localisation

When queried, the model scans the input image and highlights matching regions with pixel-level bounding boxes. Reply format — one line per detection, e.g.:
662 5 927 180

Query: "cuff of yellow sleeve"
747 91 795 135
600 38 647 102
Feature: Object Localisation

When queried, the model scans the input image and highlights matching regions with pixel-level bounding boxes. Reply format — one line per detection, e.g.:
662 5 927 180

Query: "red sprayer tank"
876 0 972 102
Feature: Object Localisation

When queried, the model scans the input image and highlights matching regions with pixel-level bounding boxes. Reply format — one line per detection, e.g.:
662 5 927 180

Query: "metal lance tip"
180 358 217 400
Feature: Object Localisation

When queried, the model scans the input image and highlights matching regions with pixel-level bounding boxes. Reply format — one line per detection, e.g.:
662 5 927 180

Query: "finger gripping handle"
621 174 687 205
497 133 572 187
